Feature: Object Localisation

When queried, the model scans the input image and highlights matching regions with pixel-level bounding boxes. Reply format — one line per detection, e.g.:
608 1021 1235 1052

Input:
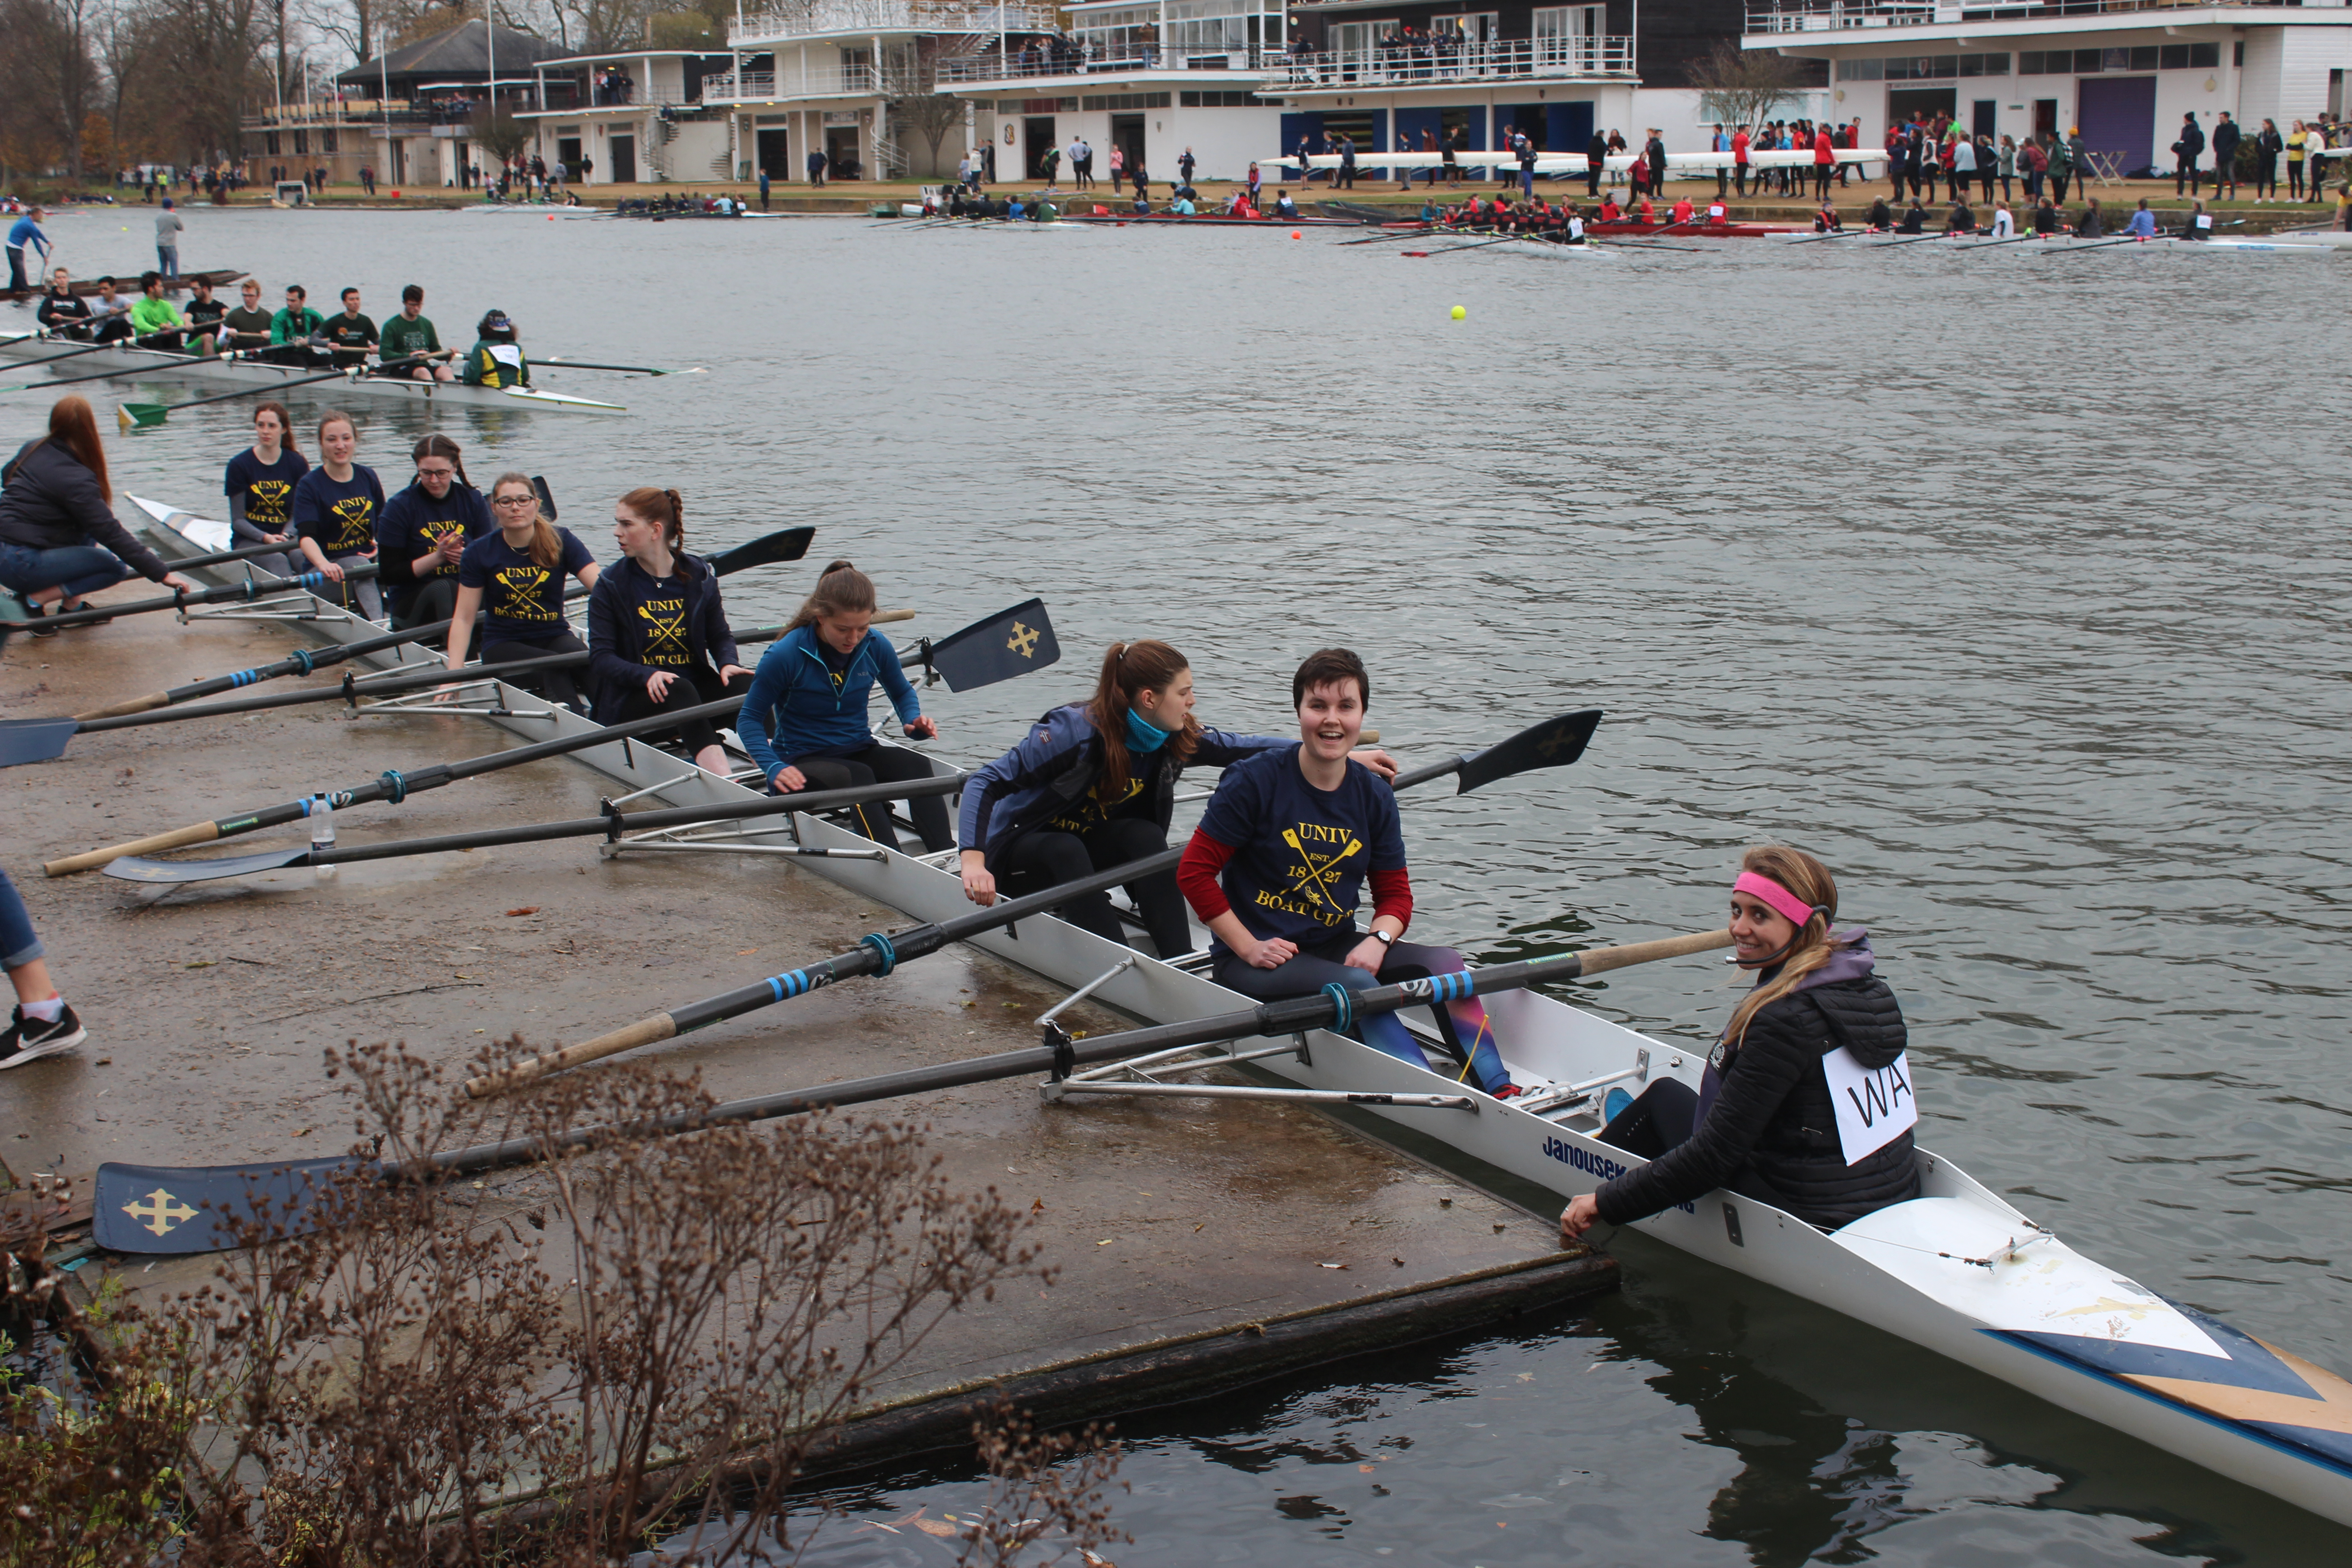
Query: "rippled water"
29 205 2352 1560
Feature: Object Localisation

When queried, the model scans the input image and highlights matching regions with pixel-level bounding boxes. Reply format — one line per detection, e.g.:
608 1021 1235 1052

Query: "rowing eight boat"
98 497 2352 1529
0 332 627 414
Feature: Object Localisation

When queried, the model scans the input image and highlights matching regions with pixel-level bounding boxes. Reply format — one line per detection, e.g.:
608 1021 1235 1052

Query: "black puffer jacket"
1596 974 1920 1230
0 438 170 582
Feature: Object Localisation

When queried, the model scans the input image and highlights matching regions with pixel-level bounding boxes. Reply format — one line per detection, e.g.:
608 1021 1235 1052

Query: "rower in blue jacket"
956 639 1328 958
735 559 950 852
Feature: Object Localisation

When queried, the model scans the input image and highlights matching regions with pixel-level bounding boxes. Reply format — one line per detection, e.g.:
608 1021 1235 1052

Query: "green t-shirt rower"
377 284 454 381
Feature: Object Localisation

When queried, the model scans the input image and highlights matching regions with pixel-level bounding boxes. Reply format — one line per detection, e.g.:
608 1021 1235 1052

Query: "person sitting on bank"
1176 647 1519 1099
2 396 199 626
1558 846 1920 1241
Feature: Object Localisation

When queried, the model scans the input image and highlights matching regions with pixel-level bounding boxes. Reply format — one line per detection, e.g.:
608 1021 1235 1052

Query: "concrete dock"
0 558 1611 1459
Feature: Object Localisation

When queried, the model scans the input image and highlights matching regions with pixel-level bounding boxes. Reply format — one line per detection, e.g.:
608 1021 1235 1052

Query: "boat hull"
3 334 625 413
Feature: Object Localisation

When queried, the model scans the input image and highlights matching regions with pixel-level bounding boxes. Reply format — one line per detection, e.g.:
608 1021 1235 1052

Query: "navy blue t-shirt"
289 465 385 559
1195 744 1406 951
223 447 309 537
459 526 593 642
374 480 491 618
622 567 695 666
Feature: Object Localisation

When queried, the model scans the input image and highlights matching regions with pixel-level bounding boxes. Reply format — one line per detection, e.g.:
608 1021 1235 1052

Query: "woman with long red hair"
0 396 193 629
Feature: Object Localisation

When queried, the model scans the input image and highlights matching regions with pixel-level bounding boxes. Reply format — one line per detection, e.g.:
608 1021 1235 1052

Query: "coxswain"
1864 196 1892 230
2074 197 2102 238
182 277 226 355
2182 199 2212 240
86 277 133 343
461 309 529 389
586 486 751 776
1176 648 1518 1098
443 473 599 710
2034 196 2063 235
318 286 378 368
270 284 323 366
2124 198 2157 239
374 434 490 634
128 271 186 353
1988 200 2015 239
223 401 306 579
35 267 90 339
0 396 196 622
290 411 385 619
733 559 952 853
221 279 274 354
1895 197 1928 234
378 284 456 381
1813 198 1842 232
1559 847 1920 1241
1945 195 1976 234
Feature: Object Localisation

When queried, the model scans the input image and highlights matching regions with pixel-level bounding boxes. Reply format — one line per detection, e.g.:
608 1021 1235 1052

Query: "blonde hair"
786 559 875 632
489 470 562 570
1723 845 1844 1050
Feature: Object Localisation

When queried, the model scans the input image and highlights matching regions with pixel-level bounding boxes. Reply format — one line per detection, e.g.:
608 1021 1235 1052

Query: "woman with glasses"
441 472 599 710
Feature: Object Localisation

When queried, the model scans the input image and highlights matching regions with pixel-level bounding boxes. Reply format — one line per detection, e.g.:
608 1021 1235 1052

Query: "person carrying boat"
735 559 951 854
461 309 529 389
291 410 385 619
442 473 600 711
127 271 186 353
36 267 90 338
958 640 1292 959
1559 846 1919 1241
374 434 490 633
587 487 750 777
0 396 196 624
224 401 306 579
1176 648 1519 1098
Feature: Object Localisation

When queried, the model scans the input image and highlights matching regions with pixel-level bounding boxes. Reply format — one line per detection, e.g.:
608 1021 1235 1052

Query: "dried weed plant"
0 1036 1118 1567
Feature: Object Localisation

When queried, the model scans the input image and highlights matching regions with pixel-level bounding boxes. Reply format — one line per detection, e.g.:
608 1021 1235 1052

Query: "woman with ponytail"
373 433 490 632
959 639 1318 961
442 472 599 710
1 395 193 622
734 560 950 852
1559 846 1921 1240
587 487 750 775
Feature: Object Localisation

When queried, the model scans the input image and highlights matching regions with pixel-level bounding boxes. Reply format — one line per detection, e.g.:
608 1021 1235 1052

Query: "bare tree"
882 37 966 176
1688 41 1806 135
0 0 103 180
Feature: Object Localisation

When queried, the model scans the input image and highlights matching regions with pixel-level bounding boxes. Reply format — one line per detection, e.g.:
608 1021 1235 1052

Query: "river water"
25 204 2352 1563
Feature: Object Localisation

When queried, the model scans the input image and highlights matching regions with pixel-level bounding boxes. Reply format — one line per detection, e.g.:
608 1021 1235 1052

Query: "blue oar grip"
859 933 897 978
764 968 814 1002
1321 982 1354 1035
379 769 408 804
287 649 315 676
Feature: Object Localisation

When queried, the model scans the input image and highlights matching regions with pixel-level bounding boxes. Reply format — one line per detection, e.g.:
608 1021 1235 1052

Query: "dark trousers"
609 662 744 757
1210 931 1509 1090
5 247 25 294
483 629 587 709
2176 158 2200 196
1599 1077 1800 1214
781 743 951 853
995 817 1185 958
2050 170 2071 204
390 575 461 637
0 541 134 603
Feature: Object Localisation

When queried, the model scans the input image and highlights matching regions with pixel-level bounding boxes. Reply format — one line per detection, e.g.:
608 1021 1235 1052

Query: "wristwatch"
1372 929 1396 947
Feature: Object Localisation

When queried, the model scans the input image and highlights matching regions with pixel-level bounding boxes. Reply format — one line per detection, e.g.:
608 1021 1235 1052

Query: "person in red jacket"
1813 124 1836 200
1176 648 1518 1098
1732 124 1752 196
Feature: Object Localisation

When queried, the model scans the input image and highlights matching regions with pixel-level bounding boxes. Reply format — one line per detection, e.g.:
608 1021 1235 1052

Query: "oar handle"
75 692 169 721
469 1014 680 1096
45 820 219 877
1562 928 1735 976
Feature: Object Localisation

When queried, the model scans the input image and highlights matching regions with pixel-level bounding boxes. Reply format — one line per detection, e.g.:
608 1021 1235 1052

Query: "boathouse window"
1843 54 2009 82
1080 92 1171 109
1180 89 1268 105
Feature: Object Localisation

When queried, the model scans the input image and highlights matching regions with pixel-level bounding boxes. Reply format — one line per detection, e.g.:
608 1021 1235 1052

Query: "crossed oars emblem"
122 1186 199 1238
1280 830 1358 910
1006 622 1040 659
1534 723 1578 759
639 603 690 659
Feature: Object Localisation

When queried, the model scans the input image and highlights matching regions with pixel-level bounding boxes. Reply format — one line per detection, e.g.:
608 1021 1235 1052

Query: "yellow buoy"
1450 304 1467 320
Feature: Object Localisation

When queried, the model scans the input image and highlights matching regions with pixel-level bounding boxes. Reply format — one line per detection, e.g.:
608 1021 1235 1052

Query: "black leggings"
609 663 746 756
782 743 951 853
391 576 461 637
483 630 587 710
995 817 1186 958
1599 1077 1802 1214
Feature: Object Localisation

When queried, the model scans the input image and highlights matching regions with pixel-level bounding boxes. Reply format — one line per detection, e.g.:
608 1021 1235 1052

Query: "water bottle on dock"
311 793 336 881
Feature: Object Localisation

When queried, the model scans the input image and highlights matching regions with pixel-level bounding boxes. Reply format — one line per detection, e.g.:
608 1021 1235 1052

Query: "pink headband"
1734 871 1818 928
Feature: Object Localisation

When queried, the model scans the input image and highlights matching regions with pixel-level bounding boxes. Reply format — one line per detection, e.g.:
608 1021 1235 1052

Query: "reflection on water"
32 209 2350 1557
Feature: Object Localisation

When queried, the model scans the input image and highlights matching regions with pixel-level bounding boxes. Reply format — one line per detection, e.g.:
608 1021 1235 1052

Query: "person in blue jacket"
735 559 949 852
586 485 750 776
956 639 1391 960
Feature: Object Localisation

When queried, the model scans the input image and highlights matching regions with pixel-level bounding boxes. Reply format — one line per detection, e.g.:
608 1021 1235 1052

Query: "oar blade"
1455 708 1603 795
708 526 815 575
95 1155 356 1254
117 402 165 431
0 717 80 769
531 475 558 521
926 598 1060 692
102 847 313 883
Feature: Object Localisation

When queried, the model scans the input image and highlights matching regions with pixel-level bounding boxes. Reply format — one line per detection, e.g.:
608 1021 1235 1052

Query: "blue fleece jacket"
735 623 921 779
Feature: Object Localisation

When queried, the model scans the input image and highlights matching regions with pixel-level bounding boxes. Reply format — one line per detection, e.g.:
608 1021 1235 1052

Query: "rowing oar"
1871 231 1950 249
0 526 814 766
22 562 382 636
154 535 320 573
1423 232 1527 256
86 918 1718 1252
1335 227 1430 246
2036 234 2146 258
536 356 703 376
465 706 1603 1098
117 353 430 430
1784 229 1858 245
44 598 1054 875
0 323 209 388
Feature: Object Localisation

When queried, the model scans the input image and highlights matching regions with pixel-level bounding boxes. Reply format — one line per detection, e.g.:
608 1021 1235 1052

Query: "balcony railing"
730 0 1057 44
1746 0 2292 32
1279 36 1635 87
941 44 1284 83
701 64 883 101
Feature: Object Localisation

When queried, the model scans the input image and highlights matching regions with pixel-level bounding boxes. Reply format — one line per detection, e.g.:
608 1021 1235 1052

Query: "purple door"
2078 75 2157 178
